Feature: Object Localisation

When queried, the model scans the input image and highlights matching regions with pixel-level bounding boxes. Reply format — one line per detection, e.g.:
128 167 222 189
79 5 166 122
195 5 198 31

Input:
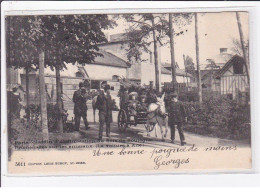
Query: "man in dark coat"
8 87 22 119
119 86 129 110
96 84 113 140
73 82 90 131
167 91 187 146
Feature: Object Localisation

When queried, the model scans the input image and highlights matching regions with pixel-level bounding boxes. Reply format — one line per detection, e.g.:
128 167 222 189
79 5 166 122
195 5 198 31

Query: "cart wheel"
118 109 127 132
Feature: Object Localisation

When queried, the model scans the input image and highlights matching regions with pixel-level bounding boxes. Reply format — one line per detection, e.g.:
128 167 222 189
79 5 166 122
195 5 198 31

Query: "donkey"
92 95 98 123
146 93 169 141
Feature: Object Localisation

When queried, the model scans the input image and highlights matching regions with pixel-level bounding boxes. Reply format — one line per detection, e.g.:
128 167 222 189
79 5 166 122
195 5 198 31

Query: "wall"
220 64 248 99
161 73 191 84
99 41 164 89
99 43 141 81
84 64 127 80
141 62 155 85
6 67 23 89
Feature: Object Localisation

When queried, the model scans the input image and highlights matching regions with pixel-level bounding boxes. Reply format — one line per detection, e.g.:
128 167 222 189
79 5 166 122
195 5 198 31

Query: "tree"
195 13 202 103
231 38 248 57
183 55 195 73
205 59 219 70
183 55 196 87
122 14 168 92
6 16 40 121
169 13 177 90
7 15 116 132
122 13 192 92
236 12 250 83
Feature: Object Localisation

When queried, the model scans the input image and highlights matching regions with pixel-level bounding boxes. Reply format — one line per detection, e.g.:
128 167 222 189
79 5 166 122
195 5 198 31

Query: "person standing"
96 85 113 140
9 87 22 119
167 91 187 146
73 82 90 131
119 86 129 110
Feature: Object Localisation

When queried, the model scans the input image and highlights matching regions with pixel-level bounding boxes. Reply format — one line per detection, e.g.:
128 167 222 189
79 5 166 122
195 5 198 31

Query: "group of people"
73 82 113 140
72 82 187 145
119 86 187 145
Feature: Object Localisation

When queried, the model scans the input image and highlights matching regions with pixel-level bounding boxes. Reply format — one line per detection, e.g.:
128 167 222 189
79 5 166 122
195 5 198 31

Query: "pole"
236 12 250 83
195 13 202 102
183 54 189 90
169 13 177 92
39 51 48 140
25 67 30 121
151 16 160 92
55 65 64 133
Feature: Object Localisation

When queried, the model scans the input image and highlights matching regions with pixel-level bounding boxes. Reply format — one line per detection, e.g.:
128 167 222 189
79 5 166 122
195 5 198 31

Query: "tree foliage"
231 38 249 57
7 16 39 70
7 15 116 70
183 54 196 77
122 13 192 62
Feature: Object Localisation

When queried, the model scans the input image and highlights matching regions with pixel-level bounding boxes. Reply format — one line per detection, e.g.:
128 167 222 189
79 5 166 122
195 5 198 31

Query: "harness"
147 103 168 122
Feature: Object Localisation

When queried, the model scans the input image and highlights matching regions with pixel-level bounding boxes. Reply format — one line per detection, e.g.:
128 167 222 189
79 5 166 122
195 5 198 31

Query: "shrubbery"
183 95 250 140
23 103 69 133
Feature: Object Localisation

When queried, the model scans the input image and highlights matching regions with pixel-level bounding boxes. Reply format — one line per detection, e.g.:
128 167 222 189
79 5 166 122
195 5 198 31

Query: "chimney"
105 33 110 42
220 48 228 54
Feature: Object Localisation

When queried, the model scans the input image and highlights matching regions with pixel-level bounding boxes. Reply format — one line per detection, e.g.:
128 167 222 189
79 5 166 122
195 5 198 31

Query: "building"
98 33 143 84
16 49 131 109
100 32 192 88
161 63 193 84
214 55 249 100
201 48 234 91
201 48 233 70
200 55 249 101
8 32 193 109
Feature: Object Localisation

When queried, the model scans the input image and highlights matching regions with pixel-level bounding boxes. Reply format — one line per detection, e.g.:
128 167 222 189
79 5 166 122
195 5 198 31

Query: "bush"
183 96 251 140
24 103 69 133
179 90 199 102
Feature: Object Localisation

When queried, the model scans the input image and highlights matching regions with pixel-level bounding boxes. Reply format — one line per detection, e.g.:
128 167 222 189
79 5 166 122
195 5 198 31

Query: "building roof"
209 52 233 65
90 49 131 68
109 33 128 43
161 63 192 77
200 69 219 81
200 48 234 70
214 55 245 78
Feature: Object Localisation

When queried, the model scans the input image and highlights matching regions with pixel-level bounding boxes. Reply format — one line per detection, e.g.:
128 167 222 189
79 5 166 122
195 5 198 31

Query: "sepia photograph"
3 9 251 175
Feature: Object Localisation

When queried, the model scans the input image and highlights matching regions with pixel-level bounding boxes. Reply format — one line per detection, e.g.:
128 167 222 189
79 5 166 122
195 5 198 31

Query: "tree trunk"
151 17 160 92
169 13 177 92
183 55 189 90
55 65 63 133
39 51 48 140
236 12 250 83
25 67 30 121
195 13 202 103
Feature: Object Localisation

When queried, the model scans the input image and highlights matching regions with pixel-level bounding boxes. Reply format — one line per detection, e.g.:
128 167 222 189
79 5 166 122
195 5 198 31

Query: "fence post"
39 51 49 140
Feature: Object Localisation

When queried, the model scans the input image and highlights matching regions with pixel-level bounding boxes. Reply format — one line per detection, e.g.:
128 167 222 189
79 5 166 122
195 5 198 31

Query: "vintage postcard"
2 7 251 175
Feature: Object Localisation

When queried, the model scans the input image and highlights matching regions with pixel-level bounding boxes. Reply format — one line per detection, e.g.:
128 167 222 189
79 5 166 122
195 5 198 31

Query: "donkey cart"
117 108 156 133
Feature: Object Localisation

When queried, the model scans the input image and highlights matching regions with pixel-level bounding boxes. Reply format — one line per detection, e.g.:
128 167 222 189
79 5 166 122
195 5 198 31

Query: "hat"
104 84 111 91
170 91 178 97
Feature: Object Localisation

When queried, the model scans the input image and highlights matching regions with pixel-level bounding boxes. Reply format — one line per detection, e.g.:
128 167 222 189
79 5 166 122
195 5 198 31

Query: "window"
233 62 244 74
101 81 107 88
91 80 100 89
76 71 84 78
112 75 119 81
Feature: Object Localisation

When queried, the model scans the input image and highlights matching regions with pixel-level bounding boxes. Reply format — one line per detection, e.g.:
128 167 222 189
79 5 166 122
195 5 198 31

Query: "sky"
103 12 249 70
